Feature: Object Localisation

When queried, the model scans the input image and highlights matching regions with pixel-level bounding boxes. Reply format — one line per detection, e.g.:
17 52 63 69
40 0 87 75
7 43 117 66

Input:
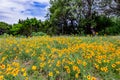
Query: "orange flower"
0 75 4 80
0 64 5 69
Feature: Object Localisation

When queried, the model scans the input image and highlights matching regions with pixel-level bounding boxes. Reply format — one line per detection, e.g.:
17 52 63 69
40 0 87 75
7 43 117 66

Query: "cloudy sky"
0 0 50 24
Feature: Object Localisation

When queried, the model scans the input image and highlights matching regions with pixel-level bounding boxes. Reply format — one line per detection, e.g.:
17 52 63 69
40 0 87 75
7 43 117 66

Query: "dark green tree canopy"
0 22 11 35
0 0 120 36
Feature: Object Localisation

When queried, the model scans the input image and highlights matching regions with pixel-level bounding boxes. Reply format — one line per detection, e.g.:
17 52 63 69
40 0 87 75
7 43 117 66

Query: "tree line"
0 0 120 36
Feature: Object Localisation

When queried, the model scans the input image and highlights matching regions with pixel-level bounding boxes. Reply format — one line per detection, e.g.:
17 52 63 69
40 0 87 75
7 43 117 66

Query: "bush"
104 17 120 35
0 22 11 35
0 33 12 38
31 32 47 36
105 26 120 35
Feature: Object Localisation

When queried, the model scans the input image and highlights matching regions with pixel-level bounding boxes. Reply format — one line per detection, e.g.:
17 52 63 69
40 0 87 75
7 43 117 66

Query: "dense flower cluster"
0 36 120 80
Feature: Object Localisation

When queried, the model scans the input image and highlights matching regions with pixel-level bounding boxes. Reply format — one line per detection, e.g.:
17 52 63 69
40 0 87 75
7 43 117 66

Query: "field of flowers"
0 36 120 80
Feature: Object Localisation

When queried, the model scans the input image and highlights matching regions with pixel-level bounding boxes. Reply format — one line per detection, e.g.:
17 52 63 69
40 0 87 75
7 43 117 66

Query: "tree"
0 22 11 35
49 0 102 35
111 0 120 15
10 18 43 36
79 0 96 35
10 23 23 35
48 0 119 35
100 0 120 16
49 0 78 35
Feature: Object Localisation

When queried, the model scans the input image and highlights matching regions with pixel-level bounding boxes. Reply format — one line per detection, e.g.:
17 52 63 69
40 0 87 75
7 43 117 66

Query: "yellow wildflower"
56 60 61 67
77 59 82 64
0 64 5 69
75 73 79 78
40 63 45 68
32 66 37 70
87 75 91 80
66 68 70 73
11 68 19 76
21 68 26 72
23 72 27 77
0 75 4 80
91 77 96 80
73 65 79 71
112 64 116 68
56 70 60 74
48 72 53 77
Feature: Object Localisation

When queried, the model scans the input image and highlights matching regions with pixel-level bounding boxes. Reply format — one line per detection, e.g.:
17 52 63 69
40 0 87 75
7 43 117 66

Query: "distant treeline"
0 0 120 36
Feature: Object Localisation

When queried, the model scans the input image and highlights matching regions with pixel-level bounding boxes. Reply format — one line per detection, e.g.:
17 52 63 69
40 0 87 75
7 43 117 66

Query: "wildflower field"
0 36 120 80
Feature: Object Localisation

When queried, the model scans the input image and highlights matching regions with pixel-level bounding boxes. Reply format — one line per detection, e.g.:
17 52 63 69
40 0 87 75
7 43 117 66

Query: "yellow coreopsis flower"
11 68 19 76
56 60 61 67
0 64 5 69
66 68 70 73
83 61 87 67
25 77 29 80
5 67 13 75
23 71 27 77
25 49 30 53
1 57 7 63
21 68 26 72
91 77 97 80
12 62 20 68
75 73 79 78
112 64 116 68
40 63 45 68
94 63 99 69
0 75 4 80
101 67 108 72
87 75 91 80
115 61 120 65
104 67 108 72
73 66 78 71
48 72 53 77
56 70 60 74
77 59 82 64
32 66 37 70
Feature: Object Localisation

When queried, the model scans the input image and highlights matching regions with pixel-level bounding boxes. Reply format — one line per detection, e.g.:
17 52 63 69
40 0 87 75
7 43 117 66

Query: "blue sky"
0 0 50 24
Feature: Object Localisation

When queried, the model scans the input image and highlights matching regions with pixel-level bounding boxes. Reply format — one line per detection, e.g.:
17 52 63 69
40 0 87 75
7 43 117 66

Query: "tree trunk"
91 27 96 36
86 0 96 36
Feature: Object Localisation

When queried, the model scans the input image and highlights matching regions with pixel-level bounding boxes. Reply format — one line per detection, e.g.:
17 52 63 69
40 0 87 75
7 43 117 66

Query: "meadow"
0 36 120 80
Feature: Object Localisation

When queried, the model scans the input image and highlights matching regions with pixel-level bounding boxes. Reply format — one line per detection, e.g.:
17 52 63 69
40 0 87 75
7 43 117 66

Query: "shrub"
0 33 12 38
105 17 120 35
31 32 47 36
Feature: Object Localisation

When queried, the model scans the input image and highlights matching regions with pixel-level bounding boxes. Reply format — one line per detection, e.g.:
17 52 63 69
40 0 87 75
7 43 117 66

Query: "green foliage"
42 20 57 35
0 33 11 38
1 0 120 36
9 18 57 36
10 23 23 35
105 18 120 35
48 0 120 35
31 32 47 36
0 22 11 35
91 15 113 35
49 0 77 35
105 26 120 35
10 18 44 36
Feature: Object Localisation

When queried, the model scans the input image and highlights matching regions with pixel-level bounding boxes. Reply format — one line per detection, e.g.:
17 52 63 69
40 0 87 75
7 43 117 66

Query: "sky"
0 0 50 24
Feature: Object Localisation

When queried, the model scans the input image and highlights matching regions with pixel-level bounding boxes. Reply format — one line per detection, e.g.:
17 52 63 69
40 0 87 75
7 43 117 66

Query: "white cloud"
0 0 50 24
